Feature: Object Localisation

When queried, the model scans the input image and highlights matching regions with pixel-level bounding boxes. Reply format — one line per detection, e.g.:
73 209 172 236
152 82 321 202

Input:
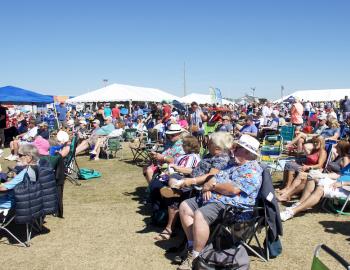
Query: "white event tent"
66 83 180 104
179 93 234 105
274 89 350 103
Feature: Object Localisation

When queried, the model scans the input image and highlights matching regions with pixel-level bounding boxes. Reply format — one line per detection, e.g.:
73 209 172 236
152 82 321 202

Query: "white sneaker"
280 208 294 222
287 201 300 210
0 149 3 157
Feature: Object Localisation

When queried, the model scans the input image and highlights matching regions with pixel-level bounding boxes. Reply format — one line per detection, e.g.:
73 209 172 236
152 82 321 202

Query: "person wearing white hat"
177 134 262 269
75 119 101 155
145 124 185 184
89 117 115 160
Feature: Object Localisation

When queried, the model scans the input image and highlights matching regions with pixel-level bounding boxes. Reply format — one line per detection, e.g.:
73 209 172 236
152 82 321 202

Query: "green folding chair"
311 244 350 270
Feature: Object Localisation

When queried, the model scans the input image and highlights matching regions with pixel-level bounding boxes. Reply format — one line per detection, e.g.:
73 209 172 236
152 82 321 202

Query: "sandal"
154 228 172 241
160 187 181 198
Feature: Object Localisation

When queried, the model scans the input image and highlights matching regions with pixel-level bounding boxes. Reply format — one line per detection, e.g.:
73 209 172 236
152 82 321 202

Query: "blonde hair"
209 132 234 151
328 119 340 128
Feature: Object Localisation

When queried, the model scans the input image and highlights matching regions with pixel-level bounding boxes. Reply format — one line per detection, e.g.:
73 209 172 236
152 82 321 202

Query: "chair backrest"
323 143 335 173
64 134 78 167
280 125 295 143
311 244 350 270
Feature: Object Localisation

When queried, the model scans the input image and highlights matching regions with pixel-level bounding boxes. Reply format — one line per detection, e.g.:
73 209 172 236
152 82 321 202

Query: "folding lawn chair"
129 137 159 165
260 135 284 174
64 134 81 186
103 136 123 160
311 244 350 270
123 128 137 142
280 125 295 144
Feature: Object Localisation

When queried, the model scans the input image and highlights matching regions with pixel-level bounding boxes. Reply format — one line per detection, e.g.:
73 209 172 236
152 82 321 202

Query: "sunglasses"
18 153 27 157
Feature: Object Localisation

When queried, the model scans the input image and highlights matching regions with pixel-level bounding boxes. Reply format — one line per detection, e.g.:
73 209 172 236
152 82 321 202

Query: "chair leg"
338 195 350 214
241 241 267 262
0 227 27 247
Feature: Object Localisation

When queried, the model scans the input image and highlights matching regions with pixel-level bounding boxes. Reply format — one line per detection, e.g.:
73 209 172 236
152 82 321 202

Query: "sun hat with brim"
165 124 183 135
317 114 327 120
234 134 260 156
57 130 69 144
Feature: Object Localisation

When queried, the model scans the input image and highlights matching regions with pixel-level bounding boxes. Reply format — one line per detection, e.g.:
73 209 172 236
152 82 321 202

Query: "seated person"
0 144 39 210
144 124 185 184
217 116 233 133
154 135 201 241
280 164 350 221
325 141 350 173
178 114 189 130
75 119 100 155
177 135 262 270
89 117 115 160
5 120 38 161
76 119 89 142
234 115 258 138
37 122 50 140
286 114 328 152
277 136 327 202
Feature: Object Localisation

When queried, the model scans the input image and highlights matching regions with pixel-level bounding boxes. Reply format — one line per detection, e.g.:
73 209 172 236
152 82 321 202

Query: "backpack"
78 168 101 180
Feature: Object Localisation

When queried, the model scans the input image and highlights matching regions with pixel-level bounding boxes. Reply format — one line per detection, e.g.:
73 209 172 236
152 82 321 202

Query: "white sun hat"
235 134 260 156
57 130 70 144
165 124 183 135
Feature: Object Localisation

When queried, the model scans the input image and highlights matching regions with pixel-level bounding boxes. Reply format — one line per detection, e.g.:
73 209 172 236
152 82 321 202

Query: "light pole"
103 79 108 87
251 87 256 98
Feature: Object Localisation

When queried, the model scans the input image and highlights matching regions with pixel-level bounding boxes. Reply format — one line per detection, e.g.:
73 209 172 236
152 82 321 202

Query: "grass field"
0 146 349 270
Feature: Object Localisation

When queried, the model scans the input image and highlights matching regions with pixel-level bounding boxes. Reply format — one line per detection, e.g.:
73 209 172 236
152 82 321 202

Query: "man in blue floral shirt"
177 135 262 270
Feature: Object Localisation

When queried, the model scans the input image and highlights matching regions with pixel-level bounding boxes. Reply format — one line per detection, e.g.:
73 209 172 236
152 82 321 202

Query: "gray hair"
209 132 234 151
18 144 40 162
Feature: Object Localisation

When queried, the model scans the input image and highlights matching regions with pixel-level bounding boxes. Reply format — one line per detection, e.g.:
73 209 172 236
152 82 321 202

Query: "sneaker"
177 251 194 270
89 150 97 155
280 208 294 222
287 201 300 210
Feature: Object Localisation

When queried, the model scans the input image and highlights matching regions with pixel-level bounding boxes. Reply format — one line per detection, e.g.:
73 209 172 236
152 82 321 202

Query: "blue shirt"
95 123 115 136
104 107 112 117
208 160 262 218
240 124 258 136
0 167 36 209
56 105 67 121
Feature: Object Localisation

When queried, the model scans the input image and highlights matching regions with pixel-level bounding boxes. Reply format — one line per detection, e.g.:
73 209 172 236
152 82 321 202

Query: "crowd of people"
0 95 350 268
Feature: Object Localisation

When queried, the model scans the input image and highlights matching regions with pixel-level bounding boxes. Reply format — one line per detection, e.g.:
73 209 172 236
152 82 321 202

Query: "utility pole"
103 79 108 88
251 87 256 98
281 85 284 101
183 62 187 97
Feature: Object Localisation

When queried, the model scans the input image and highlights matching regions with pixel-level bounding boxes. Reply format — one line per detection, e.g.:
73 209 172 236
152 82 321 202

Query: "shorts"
184 197 225 225
284 161 302 172
318 178 350 199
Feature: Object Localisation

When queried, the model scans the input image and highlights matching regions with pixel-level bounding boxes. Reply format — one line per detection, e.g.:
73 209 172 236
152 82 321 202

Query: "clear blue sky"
1 0 350 100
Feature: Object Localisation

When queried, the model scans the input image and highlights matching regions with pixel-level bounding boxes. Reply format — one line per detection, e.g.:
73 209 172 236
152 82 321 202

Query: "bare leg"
179 201 195 242
297 137 305 152
299 180 316 203
145 166 154 184
13 140 19 155
279 170 295 192
76 140 89 155
193 210 210 253
292 186 324 215
278 174 307 201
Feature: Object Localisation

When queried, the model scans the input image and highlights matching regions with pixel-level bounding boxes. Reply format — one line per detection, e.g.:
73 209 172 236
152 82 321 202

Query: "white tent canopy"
274 89 350 103
66 83 180 104
179 93 234 105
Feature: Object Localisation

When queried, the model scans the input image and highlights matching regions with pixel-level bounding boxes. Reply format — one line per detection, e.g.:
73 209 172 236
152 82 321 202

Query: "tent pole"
53 102 60 129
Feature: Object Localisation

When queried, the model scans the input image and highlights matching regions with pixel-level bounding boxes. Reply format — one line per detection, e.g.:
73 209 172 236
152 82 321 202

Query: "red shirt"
162 105 172 121
112 107 120 119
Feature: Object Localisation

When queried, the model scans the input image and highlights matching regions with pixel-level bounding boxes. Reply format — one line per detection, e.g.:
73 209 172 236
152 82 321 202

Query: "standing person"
56 102 68 128
112 104 120 122
262 101 272 126
189 102 205 136
104 103 112 118
162 101 172 124
95 104 105 126
291 98 304 127
341 95 350 120
0 103 7 149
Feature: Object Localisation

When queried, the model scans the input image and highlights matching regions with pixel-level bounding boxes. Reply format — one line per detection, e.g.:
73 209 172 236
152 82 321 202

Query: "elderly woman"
0 144 39 210
277 136 327 202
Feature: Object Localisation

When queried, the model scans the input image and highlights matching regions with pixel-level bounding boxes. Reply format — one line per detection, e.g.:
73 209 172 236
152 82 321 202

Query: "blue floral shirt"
208 160 262 211
192 153 230 177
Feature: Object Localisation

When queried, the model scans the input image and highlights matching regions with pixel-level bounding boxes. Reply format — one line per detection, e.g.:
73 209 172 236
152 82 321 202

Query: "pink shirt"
291 103 303 124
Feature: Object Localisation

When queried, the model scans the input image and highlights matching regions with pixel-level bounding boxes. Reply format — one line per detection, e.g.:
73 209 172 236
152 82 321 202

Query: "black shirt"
0 106 7 129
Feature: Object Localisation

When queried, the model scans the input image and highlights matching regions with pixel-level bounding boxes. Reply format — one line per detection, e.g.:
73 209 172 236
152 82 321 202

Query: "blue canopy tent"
0 85 53 104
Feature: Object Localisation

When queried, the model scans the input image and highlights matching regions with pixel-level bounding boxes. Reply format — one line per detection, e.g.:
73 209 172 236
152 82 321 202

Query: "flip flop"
154 228 172 241
160 187 181 198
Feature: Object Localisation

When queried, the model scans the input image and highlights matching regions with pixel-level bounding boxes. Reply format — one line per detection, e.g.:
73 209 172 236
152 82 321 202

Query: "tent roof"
66 83 180 104
0 85 53 104
179 93 234 105
274 89 350 103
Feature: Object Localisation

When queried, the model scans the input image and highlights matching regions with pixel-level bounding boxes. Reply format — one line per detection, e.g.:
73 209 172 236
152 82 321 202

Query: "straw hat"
165 124 183 135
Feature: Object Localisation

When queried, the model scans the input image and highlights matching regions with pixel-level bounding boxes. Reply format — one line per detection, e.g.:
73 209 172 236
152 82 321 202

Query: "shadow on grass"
319 220 350 242
0 222 50 246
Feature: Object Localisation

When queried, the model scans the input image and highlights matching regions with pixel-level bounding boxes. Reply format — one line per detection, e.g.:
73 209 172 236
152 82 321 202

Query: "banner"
209 87 222 104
